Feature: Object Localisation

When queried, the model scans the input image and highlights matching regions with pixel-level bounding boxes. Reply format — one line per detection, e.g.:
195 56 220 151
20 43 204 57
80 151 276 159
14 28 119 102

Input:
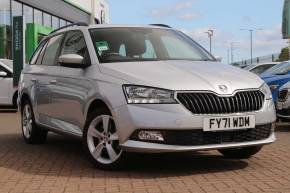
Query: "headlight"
269 84 279 92
123 85 177 104
260 83 272 99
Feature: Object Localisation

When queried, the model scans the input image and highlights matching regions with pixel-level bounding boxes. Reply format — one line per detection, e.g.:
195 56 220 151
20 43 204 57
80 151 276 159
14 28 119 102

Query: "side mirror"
58 54 86 68
214 56 222 62
0 71 7 77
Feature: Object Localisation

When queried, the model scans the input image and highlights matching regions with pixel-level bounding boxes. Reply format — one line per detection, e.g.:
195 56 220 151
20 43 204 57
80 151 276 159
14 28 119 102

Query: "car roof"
88 24 173 29
50 24 175 35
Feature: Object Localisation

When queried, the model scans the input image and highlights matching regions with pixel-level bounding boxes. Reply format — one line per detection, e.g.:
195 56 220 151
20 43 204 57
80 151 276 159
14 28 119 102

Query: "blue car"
261 61 290 102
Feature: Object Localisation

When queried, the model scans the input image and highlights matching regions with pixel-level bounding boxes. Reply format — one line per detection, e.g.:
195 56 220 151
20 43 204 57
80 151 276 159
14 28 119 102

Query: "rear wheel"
218 146 262 159
83 108 125 170
21 99 47 144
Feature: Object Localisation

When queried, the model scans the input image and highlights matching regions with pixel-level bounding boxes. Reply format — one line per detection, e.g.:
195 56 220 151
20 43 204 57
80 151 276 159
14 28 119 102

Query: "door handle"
49 80 57 84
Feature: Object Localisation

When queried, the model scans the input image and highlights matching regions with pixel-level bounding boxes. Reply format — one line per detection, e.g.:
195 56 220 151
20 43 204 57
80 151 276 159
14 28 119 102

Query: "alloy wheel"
22 104 33 138
87 115 122 164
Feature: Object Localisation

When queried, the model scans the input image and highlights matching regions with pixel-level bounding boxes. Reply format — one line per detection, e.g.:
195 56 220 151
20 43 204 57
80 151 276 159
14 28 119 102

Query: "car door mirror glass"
58 54 85 68
0 71 7 77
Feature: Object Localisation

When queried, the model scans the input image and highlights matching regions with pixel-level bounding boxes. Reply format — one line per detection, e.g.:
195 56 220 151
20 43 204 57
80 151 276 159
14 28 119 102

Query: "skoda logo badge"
219 85 228 93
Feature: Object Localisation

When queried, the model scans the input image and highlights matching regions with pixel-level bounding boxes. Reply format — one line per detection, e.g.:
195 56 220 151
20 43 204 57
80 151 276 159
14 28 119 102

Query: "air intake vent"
177 90 264 114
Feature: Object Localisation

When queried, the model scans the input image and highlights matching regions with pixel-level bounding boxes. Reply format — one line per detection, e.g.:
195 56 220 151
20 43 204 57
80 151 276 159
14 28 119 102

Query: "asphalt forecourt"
0 112 289 193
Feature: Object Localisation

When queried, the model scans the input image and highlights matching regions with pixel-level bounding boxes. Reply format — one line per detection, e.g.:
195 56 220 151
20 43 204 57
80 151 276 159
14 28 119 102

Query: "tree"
278 47 290 61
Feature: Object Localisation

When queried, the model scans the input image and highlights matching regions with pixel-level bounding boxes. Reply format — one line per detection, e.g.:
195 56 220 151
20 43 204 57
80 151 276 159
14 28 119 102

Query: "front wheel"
218 146 263 159
83 108 125 170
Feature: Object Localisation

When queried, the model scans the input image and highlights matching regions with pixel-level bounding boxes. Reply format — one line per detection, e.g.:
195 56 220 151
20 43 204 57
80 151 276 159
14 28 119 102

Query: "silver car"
18 23 276 169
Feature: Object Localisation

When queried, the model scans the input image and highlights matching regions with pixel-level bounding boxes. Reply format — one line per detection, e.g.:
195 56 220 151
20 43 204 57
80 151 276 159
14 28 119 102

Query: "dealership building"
0 0 109 61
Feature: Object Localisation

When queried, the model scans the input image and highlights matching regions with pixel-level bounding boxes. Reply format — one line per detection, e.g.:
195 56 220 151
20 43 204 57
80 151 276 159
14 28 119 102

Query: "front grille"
278 89 288 101
131 125 272 146
177 90 265 114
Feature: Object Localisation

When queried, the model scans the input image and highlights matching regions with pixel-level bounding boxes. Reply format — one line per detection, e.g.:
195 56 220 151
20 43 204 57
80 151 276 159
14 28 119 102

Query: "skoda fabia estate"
18 23 276 169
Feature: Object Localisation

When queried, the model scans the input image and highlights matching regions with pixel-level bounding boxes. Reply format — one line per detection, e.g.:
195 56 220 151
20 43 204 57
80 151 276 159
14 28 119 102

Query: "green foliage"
278 47 290 61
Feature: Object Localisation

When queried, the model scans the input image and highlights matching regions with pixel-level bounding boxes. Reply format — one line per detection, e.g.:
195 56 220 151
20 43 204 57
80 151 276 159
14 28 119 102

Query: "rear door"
29 33 65 126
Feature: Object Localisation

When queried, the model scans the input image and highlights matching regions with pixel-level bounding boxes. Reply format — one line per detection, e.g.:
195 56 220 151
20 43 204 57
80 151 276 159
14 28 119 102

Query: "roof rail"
49 22 89 34
150 24 172 28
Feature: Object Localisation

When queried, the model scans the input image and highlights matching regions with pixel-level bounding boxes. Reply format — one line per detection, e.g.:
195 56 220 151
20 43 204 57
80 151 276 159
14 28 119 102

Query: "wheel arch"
12 90 18 108
85 98 112 121
19 93 32 110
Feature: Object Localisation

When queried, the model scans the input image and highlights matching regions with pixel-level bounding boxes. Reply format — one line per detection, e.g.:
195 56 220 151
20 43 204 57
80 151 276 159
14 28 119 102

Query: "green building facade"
0 0 108 62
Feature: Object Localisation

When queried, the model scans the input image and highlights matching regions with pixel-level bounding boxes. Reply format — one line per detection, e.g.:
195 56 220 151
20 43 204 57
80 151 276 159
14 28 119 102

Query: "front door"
48 31 92 135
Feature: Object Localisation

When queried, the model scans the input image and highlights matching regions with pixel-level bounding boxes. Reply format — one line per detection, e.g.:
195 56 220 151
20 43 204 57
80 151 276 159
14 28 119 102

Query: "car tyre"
218 146 262 159
83 108 125 170
21 99 48 144
12 91 18 109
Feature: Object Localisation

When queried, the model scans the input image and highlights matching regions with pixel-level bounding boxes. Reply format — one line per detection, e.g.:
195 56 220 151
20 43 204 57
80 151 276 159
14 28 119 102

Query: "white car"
18 24 276 169
0 59 18 108
244 62 280 75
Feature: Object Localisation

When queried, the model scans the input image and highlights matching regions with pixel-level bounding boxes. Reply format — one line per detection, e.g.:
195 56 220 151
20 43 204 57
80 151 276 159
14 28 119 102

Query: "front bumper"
121 132 275 153
112 99 276 153
276 99 290 120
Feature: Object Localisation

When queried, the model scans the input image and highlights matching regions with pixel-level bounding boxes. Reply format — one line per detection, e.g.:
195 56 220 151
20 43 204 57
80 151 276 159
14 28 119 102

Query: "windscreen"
90 27 214 63
0 59 12 69
263 62 290 75
244 65 255 70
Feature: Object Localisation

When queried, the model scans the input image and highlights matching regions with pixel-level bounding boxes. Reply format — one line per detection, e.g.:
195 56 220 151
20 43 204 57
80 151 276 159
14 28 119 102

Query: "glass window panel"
0 0 11 25
161 36 201 59
12 0 22 17
31 40 47 64
23 5 33 24
0 63 12 77
34 9 42 25
0 0 11 59
43 12 51 28
60 19 66 27
60 31 90 63
52 16 59 29
35 41 48 65
42 34 64 65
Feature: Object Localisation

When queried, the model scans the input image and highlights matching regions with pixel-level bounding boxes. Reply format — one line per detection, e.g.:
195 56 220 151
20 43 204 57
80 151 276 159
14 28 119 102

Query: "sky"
108 0 288 64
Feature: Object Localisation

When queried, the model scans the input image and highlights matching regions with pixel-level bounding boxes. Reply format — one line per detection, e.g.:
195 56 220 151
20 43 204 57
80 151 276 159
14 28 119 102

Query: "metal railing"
233 53 280 66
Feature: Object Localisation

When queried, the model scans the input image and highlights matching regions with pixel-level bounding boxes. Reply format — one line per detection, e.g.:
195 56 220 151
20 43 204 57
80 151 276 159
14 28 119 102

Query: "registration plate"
276 102 283 110
203 115 255 131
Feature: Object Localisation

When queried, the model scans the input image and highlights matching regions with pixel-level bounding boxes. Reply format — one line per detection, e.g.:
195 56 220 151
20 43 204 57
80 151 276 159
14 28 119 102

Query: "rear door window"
35 41 48 65
30 40 47 65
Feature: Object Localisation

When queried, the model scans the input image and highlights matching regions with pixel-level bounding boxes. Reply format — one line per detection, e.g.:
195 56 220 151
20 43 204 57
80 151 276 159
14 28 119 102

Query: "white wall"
64 0 110 23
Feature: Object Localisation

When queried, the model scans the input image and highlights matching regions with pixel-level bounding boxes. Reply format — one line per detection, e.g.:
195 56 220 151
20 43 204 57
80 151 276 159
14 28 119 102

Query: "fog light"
138 131 164 141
